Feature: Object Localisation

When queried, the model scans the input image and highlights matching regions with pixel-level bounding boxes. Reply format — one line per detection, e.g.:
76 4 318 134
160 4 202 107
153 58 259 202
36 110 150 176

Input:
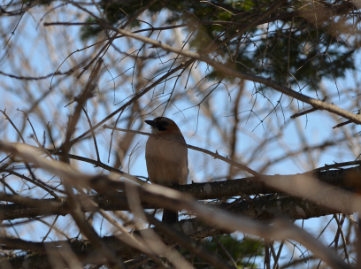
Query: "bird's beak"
145 120 156 127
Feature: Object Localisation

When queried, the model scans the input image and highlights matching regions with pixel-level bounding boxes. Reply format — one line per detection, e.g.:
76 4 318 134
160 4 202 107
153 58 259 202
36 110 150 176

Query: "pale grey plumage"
146 133 188 185
145 117 188 223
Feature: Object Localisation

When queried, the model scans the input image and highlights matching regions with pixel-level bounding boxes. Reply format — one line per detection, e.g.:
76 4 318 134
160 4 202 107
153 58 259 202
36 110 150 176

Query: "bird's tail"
162 209 178 224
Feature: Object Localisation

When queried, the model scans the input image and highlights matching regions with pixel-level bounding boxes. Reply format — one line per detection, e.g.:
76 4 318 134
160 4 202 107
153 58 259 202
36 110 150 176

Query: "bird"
145 117 188 224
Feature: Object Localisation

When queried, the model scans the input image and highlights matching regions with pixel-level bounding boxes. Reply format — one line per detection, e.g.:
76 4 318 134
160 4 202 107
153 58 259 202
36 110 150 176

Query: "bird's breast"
145 135 188 186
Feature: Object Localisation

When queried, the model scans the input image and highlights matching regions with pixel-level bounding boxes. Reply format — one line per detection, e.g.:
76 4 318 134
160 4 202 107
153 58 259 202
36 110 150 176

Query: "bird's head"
145 117 182 135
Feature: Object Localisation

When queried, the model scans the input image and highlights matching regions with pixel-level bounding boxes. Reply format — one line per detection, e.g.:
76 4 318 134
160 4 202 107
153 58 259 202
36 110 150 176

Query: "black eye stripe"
156 120 169 131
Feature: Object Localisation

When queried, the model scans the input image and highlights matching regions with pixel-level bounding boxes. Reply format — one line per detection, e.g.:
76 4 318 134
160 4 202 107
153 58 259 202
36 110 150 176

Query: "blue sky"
0 3 359 266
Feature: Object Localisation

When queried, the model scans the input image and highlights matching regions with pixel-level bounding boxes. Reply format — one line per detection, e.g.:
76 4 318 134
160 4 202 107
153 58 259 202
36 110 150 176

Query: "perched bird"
145 117 188 223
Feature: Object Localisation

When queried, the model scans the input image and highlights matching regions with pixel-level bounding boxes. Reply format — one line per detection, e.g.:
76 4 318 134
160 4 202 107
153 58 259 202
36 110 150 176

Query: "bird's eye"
157 120 169 131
